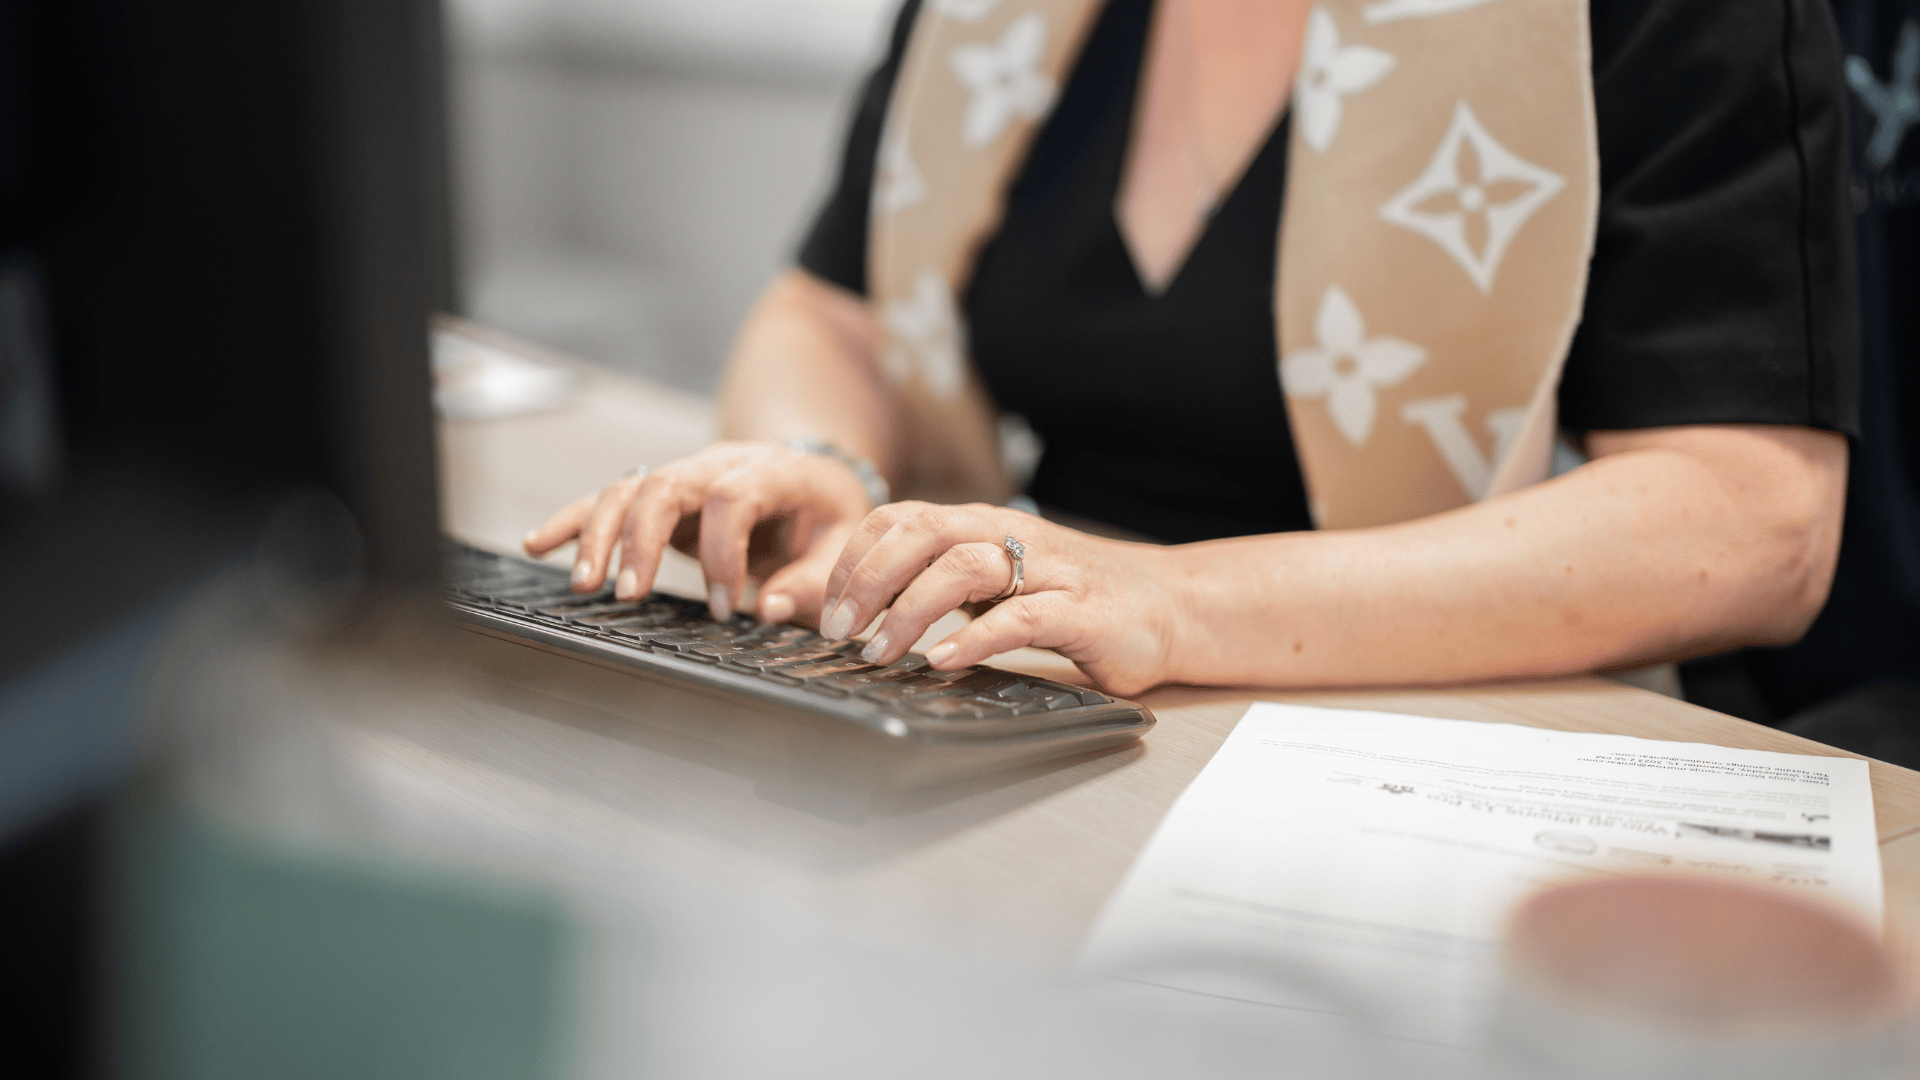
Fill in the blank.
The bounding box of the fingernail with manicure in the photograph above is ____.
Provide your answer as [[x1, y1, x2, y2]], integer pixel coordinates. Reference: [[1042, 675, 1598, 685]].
[[861, 630, 891, 664], [927, 642, 958, 666], [822, 600, 857, 641], [572, 561, 591, 586], [616, 567, 639, 600], [761, 593, 795, 624], [708, 583, 732, 621]]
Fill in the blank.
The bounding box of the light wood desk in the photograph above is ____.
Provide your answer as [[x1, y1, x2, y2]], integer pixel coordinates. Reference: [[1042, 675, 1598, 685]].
[[428, 321, 1920, 964]]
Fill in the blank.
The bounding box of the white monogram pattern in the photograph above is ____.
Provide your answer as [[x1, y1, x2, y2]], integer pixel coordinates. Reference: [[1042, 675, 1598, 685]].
[[1378, 101, 1564, 293], [931, 0, 1002, 22], [872, 0, 1595, 526], [875, 131, 928, 215], [949, 12, 1057, 149], [1847, 21, 1919, 170], [1281, 285, 1427, 446], [1296, 6, 1397, 154], [883, 269, 967, 399], [1362, 0, 1500, 25], [1400, 394, 1526, 498]]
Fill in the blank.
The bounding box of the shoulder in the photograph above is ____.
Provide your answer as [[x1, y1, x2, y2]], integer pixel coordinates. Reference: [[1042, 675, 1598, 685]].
[[1562, 0, 1858, 438], [1586, 0, 1847, 112]]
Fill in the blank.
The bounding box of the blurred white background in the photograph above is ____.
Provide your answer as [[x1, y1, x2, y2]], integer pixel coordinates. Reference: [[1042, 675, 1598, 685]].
[[445, 0, 896, 393]]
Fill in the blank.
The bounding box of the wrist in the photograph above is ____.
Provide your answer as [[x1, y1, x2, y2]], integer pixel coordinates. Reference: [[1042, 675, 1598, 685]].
[[1154, 538, 1292, 688], [1146, 543, 1212, 687], [785, 439, 890, 510]]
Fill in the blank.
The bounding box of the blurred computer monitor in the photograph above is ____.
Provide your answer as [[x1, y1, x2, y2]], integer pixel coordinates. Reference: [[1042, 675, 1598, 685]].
[[1, 2, 453, 1075]]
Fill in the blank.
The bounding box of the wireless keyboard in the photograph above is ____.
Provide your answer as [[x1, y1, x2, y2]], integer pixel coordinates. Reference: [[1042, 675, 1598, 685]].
[[442, 543, 1156, 801]]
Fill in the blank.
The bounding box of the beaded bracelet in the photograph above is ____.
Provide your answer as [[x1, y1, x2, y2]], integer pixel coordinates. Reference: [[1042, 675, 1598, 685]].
[[785, 439, 891, 509]]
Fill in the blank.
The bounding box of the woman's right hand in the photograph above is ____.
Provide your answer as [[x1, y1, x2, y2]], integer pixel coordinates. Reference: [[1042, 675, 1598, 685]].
[[522, 441, 878, 627]]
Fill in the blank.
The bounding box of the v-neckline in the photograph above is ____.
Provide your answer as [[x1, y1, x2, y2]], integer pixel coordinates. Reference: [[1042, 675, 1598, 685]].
[[1111, 107, 1290, 300], [1108, 0, 1296, 299]]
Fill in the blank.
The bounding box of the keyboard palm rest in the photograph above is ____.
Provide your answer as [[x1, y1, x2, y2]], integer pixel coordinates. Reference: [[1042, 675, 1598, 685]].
[[442, 543, 1155, 808]]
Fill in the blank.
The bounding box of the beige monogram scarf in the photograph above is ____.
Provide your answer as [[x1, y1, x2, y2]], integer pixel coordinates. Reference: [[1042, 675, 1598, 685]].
[[870, 0, 1598, 529]]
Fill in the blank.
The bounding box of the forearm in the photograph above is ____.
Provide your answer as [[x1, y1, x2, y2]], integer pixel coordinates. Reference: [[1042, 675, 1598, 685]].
[[715, 268, 901, 478], [1163, 425, 1847, 688]]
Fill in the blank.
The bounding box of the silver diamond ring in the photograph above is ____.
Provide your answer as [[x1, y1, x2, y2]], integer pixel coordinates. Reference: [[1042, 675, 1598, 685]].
[[989, 535, 1026, 602], [622, 465, 650, 480]]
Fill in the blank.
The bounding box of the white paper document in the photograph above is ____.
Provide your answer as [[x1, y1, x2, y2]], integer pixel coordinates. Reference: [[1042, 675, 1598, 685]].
[[1080, 703, 1881, 1046]]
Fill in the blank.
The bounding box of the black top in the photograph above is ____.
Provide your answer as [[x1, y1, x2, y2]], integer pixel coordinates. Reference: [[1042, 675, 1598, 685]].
[[1728, 0, 1920, 721], [800, 0, 1860, 543]]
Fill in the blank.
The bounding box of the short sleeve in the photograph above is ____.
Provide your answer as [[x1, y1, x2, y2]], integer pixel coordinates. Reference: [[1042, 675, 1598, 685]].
[[1559, 0, 1861, 438], [795, 0, 925, 296]]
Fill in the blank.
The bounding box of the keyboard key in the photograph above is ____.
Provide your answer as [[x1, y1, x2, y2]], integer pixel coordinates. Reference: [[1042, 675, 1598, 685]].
[[584, 605, 703, 630], [580, 604, 707, 627], [834, 669, 956, 703], [925, 668, 1028, 696], [771, 657, 882, 683], [587, 615, 678, 633], [908, 670, 1086, 713], [1007, 688, 1084, 713], [905, 694, 1020, 720], [529, 599, 643, 620], [645, 627, 754, 650], [688, 626, 814, 659], [724, 646, 848, 672], [596, 618, 694, 642], [484, 582, 585, 604], [641, 619, 777, 650], [818, 667, 930, 691], [1018, 677, 1112, 706], [861, 682, 958, 704]]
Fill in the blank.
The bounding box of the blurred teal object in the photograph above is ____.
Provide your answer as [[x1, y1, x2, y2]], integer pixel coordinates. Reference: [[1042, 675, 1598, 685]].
[[122, 799, 581, 1080]]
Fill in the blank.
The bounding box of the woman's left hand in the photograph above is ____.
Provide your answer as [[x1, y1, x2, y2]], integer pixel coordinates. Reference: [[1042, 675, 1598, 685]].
[[818, 502, 1185, 697]]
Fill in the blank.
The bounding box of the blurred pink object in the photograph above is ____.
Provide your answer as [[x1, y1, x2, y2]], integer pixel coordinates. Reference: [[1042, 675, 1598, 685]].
[[1490, 874, 1914, 1079]]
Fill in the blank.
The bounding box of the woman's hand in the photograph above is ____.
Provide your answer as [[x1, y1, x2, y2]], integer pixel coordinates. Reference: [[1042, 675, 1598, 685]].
[[523, 441, 876, 625], [820, 502, 1185, 697]]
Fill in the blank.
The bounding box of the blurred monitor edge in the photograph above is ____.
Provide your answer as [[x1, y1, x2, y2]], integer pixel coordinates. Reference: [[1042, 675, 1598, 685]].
[[1, 2, 453, 1076]]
